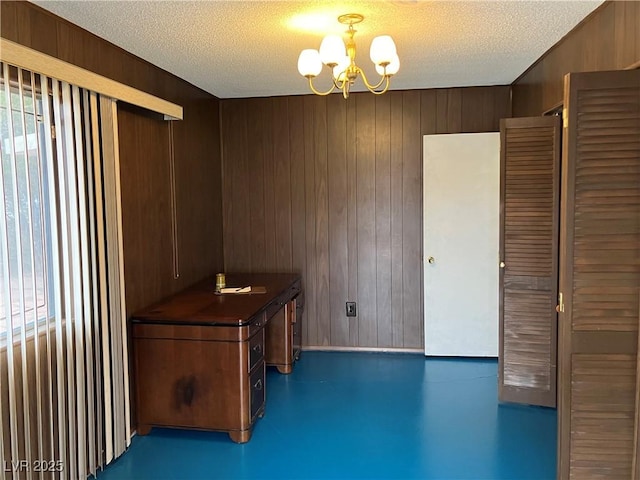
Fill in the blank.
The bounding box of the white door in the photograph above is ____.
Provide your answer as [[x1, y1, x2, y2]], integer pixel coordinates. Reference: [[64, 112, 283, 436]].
[[423, 133, 499, 356]]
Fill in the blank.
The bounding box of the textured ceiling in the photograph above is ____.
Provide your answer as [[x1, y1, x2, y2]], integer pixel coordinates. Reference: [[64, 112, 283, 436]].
[[32, 0, 603, 99]]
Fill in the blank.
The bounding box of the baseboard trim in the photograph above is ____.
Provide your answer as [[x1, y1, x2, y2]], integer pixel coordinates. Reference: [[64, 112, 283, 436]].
[[425, 354, 498, 360], [301, 346, 423, 354]]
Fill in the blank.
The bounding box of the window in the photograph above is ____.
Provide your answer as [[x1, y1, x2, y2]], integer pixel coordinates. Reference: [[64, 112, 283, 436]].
[[0, 51, 163, 476], [0, 69, 53, 341]]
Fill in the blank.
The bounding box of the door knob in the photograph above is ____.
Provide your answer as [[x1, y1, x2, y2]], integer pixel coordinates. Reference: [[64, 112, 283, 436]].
[[499, 261, 505, 268], [428, 256, 435, 264]]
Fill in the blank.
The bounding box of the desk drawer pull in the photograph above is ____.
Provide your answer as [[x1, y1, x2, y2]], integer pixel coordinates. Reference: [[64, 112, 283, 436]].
[[249, 329, 265, 371], [254, 379, 263, 391]]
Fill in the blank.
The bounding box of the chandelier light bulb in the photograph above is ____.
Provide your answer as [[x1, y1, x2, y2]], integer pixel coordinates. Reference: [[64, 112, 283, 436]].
[[370, 35, 397, 66], [297, 49, 323, 77], [319, 35, 346, 66], [375, 53, 400, 76]]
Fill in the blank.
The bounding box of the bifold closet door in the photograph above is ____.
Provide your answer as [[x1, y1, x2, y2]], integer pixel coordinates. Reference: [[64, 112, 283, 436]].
[[558, 69, 640, 479], [498, 116, 561, 408]]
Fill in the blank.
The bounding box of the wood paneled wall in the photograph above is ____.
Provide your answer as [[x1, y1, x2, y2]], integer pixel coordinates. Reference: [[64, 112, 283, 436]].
[[0, 1, 224, 314], [221, 87, 511, 349], [512, 0, 640, 117]]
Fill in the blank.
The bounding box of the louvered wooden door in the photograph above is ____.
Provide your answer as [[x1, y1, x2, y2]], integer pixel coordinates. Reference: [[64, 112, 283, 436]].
[[558, 69, 640, 479], [499, 116, 561, 408]]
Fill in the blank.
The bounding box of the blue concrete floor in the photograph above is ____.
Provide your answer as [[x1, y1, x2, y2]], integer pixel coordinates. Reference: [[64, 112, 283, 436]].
[[95, 352, 556, 480]]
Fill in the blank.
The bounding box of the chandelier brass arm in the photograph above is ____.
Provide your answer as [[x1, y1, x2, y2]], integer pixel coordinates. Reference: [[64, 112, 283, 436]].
[[305, 76, 340, 96], [357, 67, 391, 94], [306, 67, 391, 99]]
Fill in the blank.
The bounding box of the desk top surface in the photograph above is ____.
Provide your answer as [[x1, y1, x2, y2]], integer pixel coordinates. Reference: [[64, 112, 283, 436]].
[[130, 273, 301, 327]]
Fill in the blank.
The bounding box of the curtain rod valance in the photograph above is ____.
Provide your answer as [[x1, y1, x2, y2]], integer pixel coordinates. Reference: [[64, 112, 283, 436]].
[[0, 38, 183, 120]]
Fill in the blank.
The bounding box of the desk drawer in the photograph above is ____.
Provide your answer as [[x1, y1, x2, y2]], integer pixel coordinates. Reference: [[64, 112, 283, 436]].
[[250, 362, 265, 420], [249, 329, 264, 372], [265, 300, 283, 322], [264, 281, 301, 321], [249, 312, 266, 337]]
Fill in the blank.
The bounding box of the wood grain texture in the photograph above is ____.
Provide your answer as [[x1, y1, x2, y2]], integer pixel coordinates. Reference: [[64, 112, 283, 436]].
[[1, 1, 224, 317], [390, 91, 405, 348], [273, 97, 293, 273], [314, 95, 330, 347], [221, 86, 510, 348], [262, 98, 277, 271], [245, 98, 265, 272], [499, 116, 560, 408], [303, 95, 318, 346], [401, 91, 423, 349], [172, 97, 223, 294], [356, 93, 378, 347], [288, 97, 307, 345], [558, 69, 640, 480], [327, 94, 349, 346], [346, 97, 359, 347], [512, 1, 640, 116], [375, 94, 392, 347], [117, 106, 174, 315], [221, 100, 250, 273]]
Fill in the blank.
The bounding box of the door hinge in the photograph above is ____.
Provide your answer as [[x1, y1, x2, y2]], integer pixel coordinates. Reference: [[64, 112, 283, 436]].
[[558, 292, 565, 313], [50, 125, 56, 139]]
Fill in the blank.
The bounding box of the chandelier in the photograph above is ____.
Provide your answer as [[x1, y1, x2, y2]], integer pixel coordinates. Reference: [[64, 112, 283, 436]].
[[297, 13, 399, 99]]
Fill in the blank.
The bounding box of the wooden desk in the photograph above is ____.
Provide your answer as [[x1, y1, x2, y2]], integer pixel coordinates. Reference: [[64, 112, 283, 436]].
[[130, 273, 302, 443]]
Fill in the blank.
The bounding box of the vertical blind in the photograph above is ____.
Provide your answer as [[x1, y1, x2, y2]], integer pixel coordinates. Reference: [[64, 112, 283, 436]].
[[0, 63, 130, 479]]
